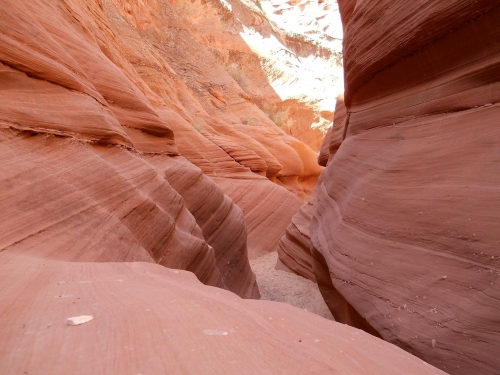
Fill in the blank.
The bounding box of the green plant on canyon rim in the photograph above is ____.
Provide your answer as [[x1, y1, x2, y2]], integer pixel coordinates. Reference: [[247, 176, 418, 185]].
[[261, 103, 290, 128], [226, 64, 248, 91], [176, 0, 191, 15]]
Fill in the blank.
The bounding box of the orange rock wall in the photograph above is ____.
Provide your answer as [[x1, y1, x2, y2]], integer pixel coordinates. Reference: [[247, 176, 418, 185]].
[[172, 0, 344, 151], [0, 0, 264, 298], [106, 0, 323, 200], [1, 0, 329, 296]]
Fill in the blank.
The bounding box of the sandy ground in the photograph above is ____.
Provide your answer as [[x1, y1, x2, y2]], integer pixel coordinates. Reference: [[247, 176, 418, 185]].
[[250, 252, 334, 320]]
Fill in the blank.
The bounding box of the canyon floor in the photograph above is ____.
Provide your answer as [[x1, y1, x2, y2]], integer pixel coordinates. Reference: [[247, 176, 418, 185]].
[[250, 251, 334, 320]]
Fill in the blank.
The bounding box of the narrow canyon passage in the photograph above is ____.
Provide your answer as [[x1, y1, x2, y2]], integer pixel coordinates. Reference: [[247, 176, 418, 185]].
[[250, 251, 334, 320], [1, 0, 499, 374]]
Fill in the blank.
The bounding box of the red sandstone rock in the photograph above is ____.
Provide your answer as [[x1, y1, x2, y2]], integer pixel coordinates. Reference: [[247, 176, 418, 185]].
[[149, 155, 260, 298], [0, 131, 221, 287], [0, 0, 331, 298], [309, 1, 500, 374], [0, 0, 261, 298], [318, 94, 346, 167], [277, 174, 326, 281], [0, 0, 467, 372], [214, 177, 303, 259], [0, 252, 447, 375]]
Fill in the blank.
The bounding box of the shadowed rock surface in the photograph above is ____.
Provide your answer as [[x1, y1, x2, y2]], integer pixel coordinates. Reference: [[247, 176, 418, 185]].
[[283, 1, 500, 374]]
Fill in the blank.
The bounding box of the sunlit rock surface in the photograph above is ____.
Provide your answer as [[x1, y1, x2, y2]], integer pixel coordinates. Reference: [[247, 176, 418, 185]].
[[173, 0, 343, 151]]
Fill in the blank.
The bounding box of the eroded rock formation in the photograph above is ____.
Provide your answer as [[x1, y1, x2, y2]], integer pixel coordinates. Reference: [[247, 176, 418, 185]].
[[281, 1, 500, 374], [276, 93, 345, 279], [0, 0, 479, 373], [0, 0, 330, 297]]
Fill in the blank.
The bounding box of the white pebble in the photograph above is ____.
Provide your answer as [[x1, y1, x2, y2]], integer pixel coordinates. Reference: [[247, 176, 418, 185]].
[[66, 315, 94, 326]]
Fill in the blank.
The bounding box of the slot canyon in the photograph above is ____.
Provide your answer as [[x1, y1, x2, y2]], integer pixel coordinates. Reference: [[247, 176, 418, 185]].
[[0, 0, 499, 374]]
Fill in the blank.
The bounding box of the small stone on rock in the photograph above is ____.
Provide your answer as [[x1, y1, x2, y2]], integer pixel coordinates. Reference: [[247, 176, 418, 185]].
[[66, 315, 94, 326]]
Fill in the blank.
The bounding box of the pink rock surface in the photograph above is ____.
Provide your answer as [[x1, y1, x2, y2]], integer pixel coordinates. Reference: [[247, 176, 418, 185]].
[[214, 177, 303, 259], [276, 174, 326, 281], [309, 1, 500, 374], [0, 130, 225, 286], [0, 252, 446, 375], [149, 155, 259, 298]]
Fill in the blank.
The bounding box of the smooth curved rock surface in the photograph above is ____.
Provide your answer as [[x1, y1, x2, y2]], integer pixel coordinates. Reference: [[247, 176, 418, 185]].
[[150, 155, 259, 298], [214, 177, 303, 259], [0, 0, 261, 298], [0, 252, 447, 375], [310, 1, 500, 374], [276, 174, 326, 281], [0, 130, 225, 287]]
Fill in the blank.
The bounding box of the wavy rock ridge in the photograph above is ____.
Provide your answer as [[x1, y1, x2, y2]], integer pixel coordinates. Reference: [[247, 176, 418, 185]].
[[0, 0, 463, 373], [279, 1, 500, 374]]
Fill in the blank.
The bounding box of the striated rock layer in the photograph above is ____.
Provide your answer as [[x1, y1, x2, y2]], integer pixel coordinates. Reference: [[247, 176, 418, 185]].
[[105, 0, 324, 198], [0, 0, 335, 296], [0, 252, 447, 375], [307, 1, 500, 374], [276, 173, 323, 281], [0, 0, 263, 298]]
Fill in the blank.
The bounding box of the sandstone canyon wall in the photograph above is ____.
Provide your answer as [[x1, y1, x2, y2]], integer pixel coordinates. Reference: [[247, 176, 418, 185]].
[[0, 1, 452, 373], [276, 92, 345, 279], [278, 1, 500, 374], [0, 0, 332, 302], [104, 0, 327, 260]]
